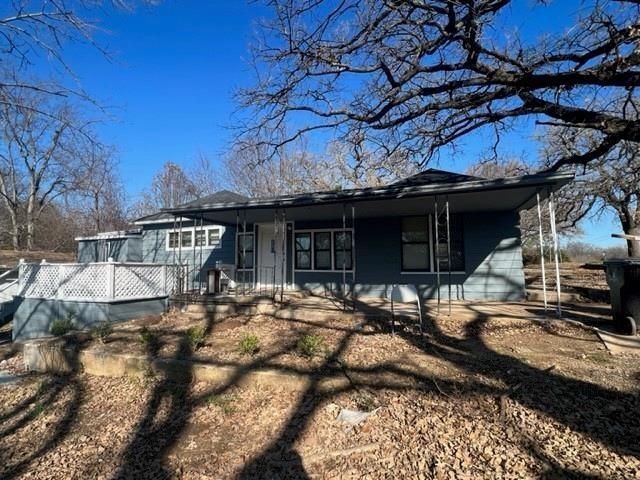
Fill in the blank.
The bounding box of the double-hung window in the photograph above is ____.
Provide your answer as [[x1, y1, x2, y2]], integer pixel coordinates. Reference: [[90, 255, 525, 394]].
[[208, 228, 221, 247], [401, 215, 465, 272], [295, 233, 312, 270], [295, 230, 353, 271], [195, 229, 206, 247], [168, 232, 180, 249], [401, 217, 430, 271], [237, 233, 254, 269], [314, 232, 332, 270], [334, 231, 353, 270]]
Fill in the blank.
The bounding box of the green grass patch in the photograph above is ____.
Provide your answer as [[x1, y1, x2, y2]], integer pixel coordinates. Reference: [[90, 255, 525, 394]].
[[185, 325, 206, 350], [296, 334, 326, 357], [92, 321, 113, 344], [239, 333, 260, 355], [138, 326, 157, 346], [50, 316, 74, 336], [206, 393, 240, 414]]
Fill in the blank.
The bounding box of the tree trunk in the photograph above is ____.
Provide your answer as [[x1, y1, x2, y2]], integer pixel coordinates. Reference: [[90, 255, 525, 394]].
[[25, 191, 35, 251], [9, 209, 20, 250], [627, 225, 640, 258]]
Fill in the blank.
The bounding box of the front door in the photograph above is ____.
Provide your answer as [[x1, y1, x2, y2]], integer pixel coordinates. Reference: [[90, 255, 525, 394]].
[[257, 223, 285, 287]]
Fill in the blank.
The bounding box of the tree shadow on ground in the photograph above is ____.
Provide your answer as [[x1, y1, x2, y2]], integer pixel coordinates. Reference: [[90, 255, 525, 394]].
[[0, 335, 89, 479], [4, 295, 638, 479]]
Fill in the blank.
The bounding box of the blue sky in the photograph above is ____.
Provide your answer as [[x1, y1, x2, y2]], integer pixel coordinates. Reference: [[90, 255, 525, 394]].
[[59, 0, 622, 248]]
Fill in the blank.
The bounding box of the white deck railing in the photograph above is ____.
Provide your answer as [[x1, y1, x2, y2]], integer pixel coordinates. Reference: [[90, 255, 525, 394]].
[[18, 261, 179, 302]]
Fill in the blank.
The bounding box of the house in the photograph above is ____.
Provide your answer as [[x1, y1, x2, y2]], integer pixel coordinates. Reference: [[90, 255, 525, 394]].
[[130, 168, 572, 302]]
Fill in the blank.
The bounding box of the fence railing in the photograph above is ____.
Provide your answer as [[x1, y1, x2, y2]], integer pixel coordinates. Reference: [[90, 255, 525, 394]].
[[18, 261, 179, 302]]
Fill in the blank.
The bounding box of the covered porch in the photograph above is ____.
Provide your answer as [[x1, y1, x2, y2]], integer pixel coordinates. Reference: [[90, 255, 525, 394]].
[[166, 171, 572, 314]]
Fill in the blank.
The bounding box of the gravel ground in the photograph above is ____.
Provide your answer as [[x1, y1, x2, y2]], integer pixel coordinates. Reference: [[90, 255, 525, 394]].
[[1, 302, 639, 479]]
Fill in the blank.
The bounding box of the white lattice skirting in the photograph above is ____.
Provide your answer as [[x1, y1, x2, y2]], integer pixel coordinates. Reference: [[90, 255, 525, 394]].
[[18, 262, 178, 302]]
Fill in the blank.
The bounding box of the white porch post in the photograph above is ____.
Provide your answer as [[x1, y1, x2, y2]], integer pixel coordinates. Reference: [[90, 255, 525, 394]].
[[536, 192, 548, 312], [351, 203, 356, 312], [445, 196, 452, 315], [106, 260, 115, 300], [548, 191, 562, 318], [342, 203, 347, 311], [434, 197, 441, 314]]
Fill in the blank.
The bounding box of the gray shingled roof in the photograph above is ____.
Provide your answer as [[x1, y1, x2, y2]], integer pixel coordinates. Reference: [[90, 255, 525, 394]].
[[389, 168, 482, 187], [134, 190, 249, 224], [177, 190, 249, 209]]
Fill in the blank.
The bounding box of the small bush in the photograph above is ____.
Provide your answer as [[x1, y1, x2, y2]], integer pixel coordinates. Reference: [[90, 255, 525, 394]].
[[239, 333, 260, 355], [185, 325, 206, 350], [206, 393, 239, 414], [138, 326, 156, 346], [296, 334, 325, 357], [93, 321, 113, 344], [50, 316, 74, 336]]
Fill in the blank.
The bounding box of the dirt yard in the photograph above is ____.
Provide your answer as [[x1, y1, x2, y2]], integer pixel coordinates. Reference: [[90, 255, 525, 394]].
[[525, 262, 610, 302], [0, 249, 74, 268], [2, 301, 640, 479]]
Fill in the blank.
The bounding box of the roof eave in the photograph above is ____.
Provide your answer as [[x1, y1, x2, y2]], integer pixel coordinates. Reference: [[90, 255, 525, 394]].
[[164, 171, 574, 216]]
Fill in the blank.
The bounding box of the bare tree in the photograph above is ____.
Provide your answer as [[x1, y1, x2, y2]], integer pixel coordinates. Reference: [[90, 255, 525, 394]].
[[224, 136, 419, 197], [543, 127, 640, 257], [70, 144, 129, 234], [0, 91, 104, 250], [466, 158, 592, 246], [238, 0, 639, 170], [0, 1, 157, 104], [133, 161, 200, 216]]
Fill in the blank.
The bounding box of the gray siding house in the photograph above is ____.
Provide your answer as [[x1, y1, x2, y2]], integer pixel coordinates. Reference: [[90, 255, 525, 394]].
[[128, 169, 571, 302]]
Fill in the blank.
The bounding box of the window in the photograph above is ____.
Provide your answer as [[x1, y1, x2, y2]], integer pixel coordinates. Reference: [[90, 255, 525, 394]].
[[195, 229, 206, 247], [295, 233, 312, 270], [334, 231, 353, 270], [400, 215, 465, 272], [314, 232, 332, 270], [295, 230, 353, 271], [401, 217, 430, 271], [208, 228, 221, 247], [168, 232, 179, 249], [237, 233, 254, 269], [181, 231, 193, 248], [434, 214, 465, 271]]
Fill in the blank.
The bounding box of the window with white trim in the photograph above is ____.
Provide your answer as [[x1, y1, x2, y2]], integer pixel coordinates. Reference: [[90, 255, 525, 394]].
[[294, 229, 353, 271], [334, 231, 353, 270], [181, 231, 193, 248], [207, 228, 221, 247], [166, 226, 224, 251], [295, 233, 312, 270], [314, 232, 331, 270], [168, 232, 180, 249], [195, 229, 206, 247], [401, 215, 465, 272]]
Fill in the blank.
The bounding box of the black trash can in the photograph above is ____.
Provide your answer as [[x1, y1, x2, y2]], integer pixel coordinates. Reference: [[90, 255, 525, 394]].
[[604, 259, 640, 335]]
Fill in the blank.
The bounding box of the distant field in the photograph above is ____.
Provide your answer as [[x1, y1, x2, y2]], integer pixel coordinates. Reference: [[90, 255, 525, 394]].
[[0, 250, 74, 267]]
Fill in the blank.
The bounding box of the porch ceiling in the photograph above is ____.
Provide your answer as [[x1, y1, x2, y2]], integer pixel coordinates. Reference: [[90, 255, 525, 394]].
[[177, 182, 565, 225]]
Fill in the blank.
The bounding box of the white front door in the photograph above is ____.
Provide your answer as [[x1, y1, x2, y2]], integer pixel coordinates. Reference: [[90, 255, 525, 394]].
[[257, 223, 285, 287]]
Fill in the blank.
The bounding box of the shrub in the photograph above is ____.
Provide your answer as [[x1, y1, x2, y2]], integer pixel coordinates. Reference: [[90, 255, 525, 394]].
[[296, 334, 325, 357], [93, 321, 113, 344], [50, 316, 74, 336], [239, 333, 260, 355], [206, 393, 239, 414], [138, 326, 156, 346], [185, 325, 206, 350]]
